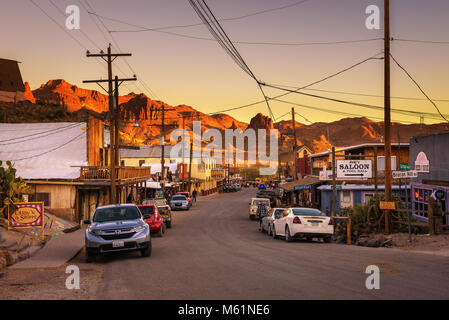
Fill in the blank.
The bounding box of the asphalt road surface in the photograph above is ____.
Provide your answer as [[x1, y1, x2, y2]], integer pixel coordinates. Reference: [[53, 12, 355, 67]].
[[86, 188, 449, 300]]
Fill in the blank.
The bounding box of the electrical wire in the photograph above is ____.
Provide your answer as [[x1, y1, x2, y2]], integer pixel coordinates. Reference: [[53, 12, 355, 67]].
[[393, 38, 449, 45], [389, 53, 449, 123], [0, 123, 83, 144]]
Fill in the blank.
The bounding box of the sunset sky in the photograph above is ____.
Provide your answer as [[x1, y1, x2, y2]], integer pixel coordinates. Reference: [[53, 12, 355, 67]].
[[1, 0, 449, 124]]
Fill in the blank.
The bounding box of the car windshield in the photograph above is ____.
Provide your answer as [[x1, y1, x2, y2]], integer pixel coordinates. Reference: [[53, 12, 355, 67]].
[[178, 193, 189, 197], [253, 200, 269, 206], [93, 206, 141, 223], [172, 196, 186, 201], [158, 207, 169, 214], [292, 208, 326, 216], [139, 206, 154, 216]]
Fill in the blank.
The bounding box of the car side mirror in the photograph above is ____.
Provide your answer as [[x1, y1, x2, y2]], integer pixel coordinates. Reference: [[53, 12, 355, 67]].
[[83, 219, 91, 225], [143, 214, 151, 219]]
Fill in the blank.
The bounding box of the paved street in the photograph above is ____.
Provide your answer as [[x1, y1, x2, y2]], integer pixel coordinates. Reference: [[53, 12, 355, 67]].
[[91, 189, 449, 300], [2, 188, 449, 300]]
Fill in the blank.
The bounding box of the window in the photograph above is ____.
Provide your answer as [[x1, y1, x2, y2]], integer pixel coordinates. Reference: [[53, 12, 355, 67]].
[[29, 192, 51, 207], [120, 160, 125, 166], [377, 156, 397, 171], [139, 160, 145, 167], [342, 191, 351, 203], [364, 193, 374, 204]]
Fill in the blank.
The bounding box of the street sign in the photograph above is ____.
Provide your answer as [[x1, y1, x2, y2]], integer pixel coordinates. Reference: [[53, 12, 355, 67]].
[[400, 163, 409, 171], [380, 201, 396, 210], [392, 170, 418, 179], [336, 160, 372, 179]]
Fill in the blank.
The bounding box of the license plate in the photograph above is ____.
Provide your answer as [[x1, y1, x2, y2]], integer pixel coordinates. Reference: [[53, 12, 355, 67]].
[[311, 223, 319, 227], [112, 241, 124, 248]]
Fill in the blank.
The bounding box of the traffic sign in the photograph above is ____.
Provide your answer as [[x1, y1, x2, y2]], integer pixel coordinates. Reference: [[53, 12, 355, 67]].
[[392, 170, 418, 179], [336, 160, 372, 179]]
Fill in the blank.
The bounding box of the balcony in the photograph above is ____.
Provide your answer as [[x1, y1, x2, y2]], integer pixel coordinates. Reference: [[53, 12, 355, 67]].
[[79, 166, 152, 182]]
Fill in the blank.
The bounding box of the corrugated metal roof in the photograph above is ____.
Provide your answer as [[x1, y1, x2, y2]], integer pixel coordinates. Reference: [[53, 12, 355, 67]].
[[280, 176, 321, 191], [0, 122, 87, 179]]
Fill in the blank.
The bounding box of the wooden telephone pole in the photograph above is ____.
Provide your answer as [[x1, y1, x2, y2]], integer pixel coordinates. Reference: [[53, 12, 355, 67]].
[[291, 108, 298, 180], [83, 44, 136, 204], [384, 0, 392, 234]]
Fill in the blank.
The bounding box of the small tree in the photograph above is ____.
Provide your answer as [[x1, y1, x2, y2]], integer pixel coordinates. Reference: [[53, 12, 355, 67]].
[[0, 161, 31, 218]]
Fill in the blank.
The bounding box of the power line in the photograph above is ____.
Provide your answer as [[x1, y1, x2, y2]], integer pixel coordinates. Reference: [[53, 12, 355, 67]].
[[189, 0, 275, 121], [98, 11, 383, 47], [393, 38, 449, 45], [390, 53, 449, 123]]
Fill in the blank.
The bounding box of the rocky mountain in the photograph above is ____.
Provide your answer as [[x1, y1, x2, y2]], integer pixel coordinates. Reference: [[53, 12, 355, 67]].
[[8, 79, 447, 153]]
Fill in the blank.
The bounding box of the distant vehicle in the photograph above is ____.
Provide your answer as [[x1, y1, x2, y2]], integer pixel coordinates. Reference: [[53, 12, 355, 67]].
[[137, 204, 166, 237], [234, 183, 241, 191], [84, 204, 151, 262], [224, 184, 236, 192], [177, 192, 192, 206], [248, 198, 271, 220], [260, 208, 285, 235], [271, 208, 333, 243], [258, 183, 267, 190], [157, 205, 172, 228], [285, 176, 293, 182], [170, 195, 190, 211]]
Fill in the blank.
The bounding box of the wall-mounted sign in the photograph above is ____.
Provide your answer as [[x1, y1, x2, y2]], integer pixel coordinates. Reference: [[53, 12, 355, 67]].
[[400, 163, 410, 171], [294, 184, 312, 191], [319, 170, 332, 181], [392, 170, 418, 179], [8, 202, 45, 240], [415, 152, 430, 173], [336, 160, 372, 179], [434, 189, 445, 201]]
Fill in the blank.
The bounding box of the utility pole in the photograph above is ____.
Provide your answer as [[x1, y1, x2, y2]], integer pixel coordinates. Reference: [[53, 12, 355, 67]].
[[161, 104, 165, 181], [332, 146, 337, 215], [181, 115, 185, 189], [83, 44, 136, 204], [188, 141, 193, 193], [384, 0, 392, 234], [291, 108, 298, 180]]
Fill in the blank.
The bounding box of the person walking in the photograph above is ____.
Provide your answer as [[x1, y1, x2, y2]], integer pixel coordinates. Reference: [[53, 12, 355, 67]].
[[192, 189, 198, 202]]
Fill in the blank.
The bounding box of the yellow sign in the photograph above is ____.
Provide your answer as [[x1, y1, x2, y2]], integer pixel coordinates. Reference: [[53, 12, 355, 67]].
[[8, 202, 45, 240], [379, 201, 396, 210]]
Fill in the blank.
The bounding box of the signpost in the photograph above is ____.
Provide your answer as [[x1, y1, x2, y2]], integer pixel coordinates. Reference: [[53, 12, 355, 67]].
[[336, 160, 372, 179], [8, 202, 45, 240], [380, 201, 396, 210]]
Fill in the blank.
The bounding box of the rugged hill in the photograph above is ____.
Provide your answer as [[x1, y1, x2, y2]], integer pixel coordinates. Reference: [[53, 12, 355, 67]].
[[5, 78, 445, 153]]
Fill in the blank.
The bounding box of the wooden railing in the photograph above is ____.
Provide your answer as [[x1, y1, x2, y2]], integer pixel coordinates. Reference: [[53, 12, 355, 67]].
[[79, 166, 152, 181]]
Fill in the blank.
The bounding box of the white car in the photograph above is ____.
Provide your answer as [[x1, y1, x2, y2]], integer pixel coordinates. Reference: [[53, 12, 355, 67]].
[[272, 208, 333, 243]]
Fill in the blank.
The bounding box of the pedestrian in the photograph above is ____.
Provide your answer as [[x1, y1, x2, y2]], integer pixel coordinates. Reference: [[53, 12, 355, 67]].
[[256, 201, 267, 223], [192, 189, 198, 202]]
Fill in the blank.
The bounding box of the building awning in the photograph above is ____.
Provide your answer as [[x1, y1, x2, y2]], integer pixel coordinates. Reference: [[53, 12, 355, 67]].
[[280, 176, 321, 191]]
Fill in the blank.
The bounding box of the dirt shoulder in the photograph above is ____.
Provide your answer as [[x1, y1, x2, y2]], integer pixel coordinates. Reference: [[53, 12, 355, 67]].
[[389, 233, 449, 256]]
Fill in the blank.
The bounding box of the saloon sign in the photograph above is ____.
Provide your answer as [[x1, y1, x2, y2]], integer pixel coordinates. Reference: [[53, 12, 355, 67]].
[[8, 202, 45, 240], [336, 160, 372, 179]]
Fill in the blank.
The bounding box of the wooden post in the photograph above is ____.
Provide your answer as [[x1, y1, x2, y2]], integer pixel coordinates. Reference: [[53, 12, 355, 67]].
[[347, 218, 351, 245], [332, 147, 337, 215], [374, 146, 378, 196]]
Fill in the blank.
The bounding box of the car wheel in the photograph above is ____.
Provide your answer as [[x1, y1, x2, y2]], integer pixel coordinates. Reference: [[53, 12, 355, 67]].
[[141, 242, 152, 257], [157, 226, 163, 237], [285, 227, 293, 242], [306, 236, 313, 242], [268, 225, 272, 236], [259, 222, 263, 232], [323, 236, 332, 243], [272, 227, 278, 239], [166, 221, 172, 228], [86, 250, 96, 263]]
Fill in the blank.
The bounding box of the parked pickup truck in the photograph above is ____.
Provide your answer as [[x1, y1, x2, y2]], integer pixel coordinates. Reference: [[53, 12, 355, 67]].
[[248, 198, 271, 220]]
